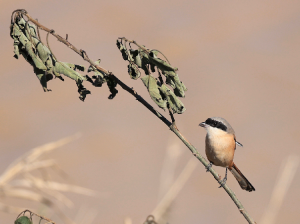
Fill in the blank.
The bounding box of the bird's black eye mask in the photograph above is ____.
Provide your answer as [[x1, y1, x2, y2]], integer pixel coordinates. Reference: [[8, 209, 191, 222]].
[[205, 118, 227, 131]]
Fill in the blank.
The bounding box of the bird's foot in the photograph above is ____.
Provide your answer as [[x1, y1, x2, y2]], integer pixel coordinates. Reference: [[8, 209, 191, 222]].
[[206, 162, 212, 172], [43, 87, 52, 92], [218, 176, 227, 188]]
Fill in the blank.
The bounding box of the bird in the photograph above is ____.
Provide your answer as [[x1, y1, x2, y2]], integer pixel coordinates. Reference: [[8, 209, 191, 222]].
[[199, 117, 255, 192]]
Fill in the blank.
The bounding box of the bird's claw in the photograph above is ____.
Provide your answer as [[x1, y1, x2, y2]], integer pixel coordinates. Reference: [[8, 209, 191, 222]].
[[218, 177, 227, 188], [206, 162, 212, 172]]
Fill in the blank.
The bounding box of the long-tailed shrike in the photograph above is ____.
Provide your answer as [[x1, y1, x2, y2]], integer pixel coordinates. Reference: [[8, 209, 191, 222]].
[[199, 117, 255, 192]]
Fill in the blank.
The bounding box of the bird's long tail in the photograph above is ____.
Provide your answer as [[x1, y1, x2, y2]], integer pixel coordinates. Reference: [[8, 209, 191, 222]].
[[229, 163, 255, 192]]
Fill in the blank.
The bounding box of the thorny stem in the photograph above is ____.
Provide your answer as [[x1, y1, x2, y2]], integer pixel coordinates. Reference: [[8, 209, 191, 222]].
[[15, 10, 256, 224]]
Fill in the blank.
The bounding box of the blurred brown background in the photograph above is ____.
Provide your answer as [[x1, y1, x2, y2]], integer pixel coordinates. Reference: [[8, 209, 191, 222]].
[[1, 0, 300, 223]]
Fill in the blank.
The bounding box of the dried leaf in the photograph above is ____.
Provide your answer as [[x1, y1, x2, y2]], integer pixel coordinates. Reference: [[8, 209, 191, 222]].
[[163, 71, 187, 98], [159, 84, 186, 114], [141, 75, 167, 110], [116, 40, 128, 61], [128, 63, 141, 80], [106, 76, 118, 99], [87, 59, 103, 77], [53, 62, 86, 83], [148, 56, 177, 72], [87, 60, 118, 99], [11, 24, 47, 71], [10, 20, 91, 100]]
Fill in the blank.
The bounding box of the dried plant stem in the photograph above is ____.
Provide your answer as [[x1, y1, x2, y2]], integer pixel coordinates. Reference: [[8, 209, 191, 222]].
[[171, 127, 255, 223], [0, 203, 28, 214], [16, 9, 256, 223], [119, 37, 151, 54], [0, 133, 80, 185], [260, 155, 299, 224], [158, 141, 183, 200], [152, 158, 198, 222], [22, 11, 109, 75]]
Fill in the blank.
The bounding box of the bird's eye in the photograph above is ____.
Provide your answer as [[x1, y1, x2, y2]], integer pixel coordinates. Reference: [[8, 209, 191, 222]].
[[205, 118, 212, 125]]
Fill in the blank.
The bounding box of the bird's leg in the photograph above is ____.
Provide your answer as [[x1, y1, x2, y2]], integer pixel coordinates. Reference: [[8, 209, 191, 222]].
[[206, 162, 212, 172], [218, 167, 228, 188]]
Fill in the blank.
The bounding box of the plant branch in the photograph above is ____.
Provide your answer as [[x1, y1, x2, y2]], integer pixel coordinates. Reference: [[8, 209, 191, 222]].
[[14, 9, 256, 224], [22, 10, 109, 76], [119, 37, 151, 54], [17, 210, 56, 224]]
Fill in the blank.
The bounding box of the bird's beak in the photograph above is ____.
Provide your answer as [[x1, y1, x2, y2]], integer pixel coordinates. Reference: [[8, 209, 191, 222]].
[[199, 122, 206, 128]]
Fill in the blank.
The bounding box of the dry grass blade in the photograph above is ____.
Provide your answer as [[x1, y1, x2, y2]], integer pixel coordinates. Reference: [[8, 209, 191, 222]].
[[10, 177, 100, 198], [37, 188, 74, 208], [0, 132, 101, 224], [26, 175, 100, 196], [0, 133, 81, 185], [0, 202, 28, 214], [23, 159, 57, 172], [260, 155, 299, 224], [152, 158, 198, 222], [74, 205, 99, 224], [158, 141, 182, 201], [124, 217, 133, 224], [80, 208, 98, 224], [8, 178, 73, 208], [0, 188, 52, 206]]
